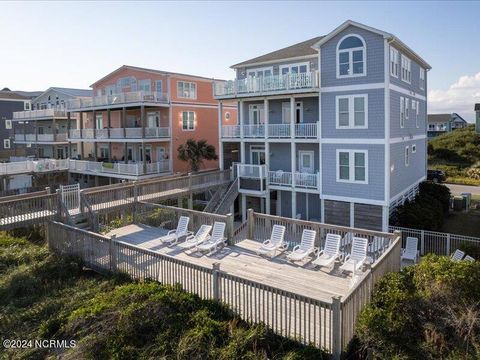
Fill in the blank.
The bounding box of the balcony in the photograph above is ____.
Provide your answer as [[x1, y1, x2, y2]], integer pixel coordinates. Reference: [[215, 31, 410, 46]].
[[12, 108, 68, 121], [14, 133, 68, 143], [0, 159, 69, 175], [268, 171, 319, 190], [66, 91, 169, 111], [236, 163, 267, 194], [214, 71, 319, 99], [68, 159, 171, 178], [221, 123, 318, 139], [68, 127, 171, 141]]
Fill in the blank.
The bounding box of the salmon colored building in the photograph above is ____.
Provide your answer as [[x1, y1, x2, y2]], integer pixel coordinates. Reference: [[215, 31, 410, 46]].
[[65, 65, 237, 186]]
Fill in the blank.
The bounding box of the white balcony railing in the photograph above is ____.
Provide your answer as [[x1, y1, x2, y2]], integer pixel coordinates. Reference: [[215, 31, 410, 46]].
[[237, 164, 267, 179], [68, 127, 170, 140], [14, 133, 67, 142], [268, 170, 319, 190], [221, 123, 318, 139], [125, 128, 143, 138], [0, 159, 69, 175], [68, 160, 170, 176], [214, 71, 319, 97], [12, 108, 67, 120], [243, 125, 265, 138], [66, 91, 169, 110]]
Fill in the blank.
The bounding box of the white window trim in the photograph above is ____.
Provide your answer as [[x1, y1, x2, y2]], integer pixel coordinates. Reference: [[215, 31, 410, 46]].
[[246, 67, 274, 77], [336, 34, 367, 79], [279, 62, 310, 75], [390, 47, 399, 78], [4, 139, 10, 149], [413, 100, 420, 128], [336, 94, 368, 129], [5, 119, 12, 130], [138, 79, 151, 92], [181, 111, 195, 131], [298, 150, 315, 173], [336, 149, 368, 184], [405, 98, 409, 120], [249, 104, 265, 125], [419, 68, 425, 90], [405, 146, 410, 166], [281, 101, 303, 124], [412, 144, 416, 153], [177, 81, 197, 100], [401, 55, 411, 84], [249, 145, 266, 165]]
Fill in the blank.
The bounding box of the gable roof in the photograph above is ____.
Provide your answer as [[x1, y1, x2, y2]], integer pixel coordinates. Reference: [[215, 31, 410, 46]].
[[90, 65, 218, 88], [13, 90, 44, 99], [32, 87, 92, 103], [428, 114, 452, 123], [0, 90, 29, 100], [312, 20, 431, 70], [231, 36, 324, 69], [452, 113, 468, 123]]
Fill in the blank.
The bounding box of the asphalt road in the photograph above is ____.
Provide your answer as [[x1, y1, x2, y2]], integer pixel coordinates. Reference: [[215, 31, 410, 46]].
[[446, 183, 480, 196]]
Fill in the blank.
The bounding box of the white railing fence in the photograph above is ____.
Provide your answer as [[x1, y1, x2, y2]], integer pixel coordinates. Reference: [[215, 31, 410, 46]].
[[66, 91, 169, 110], [221, 125, 240, 138], [389, 226, 480, 256], [243, 124, 265, 138], [268, 124, 291, 138]]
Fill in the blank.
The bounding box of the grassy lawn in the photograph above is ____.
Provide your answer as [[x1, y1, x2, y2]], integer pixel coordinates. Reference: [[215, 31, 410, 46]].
[[441, 195, 480, 237]]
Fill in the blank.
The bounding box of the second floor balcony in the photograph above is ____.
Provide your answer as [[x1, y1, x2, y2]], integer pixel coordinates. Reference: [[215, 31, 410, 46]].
[[214, 71, 319, 99], [69, 159, 170, 177], [13, 108, 68, 121], [221, 123, 319, 139], [14, 133, 68, 143], [66, 91, 169, 111], [68, 127, 171, 141]]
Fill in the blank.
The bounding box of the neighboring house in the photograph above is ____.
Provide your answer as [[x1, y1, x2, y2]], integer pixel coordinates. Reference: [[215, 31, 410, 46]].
[[215, 20, 430, 231], [12, 87, 92, 159], [66, 65, 236, 187], [0, 89, 31, 161], [475, 104, 480, 133], [427, 113, 468, 138]]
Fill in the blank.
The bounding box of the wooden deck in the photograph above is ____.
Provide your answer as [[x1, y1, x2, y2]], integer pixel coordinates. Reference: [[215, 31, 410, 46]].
[[107, 224, 352, 303]]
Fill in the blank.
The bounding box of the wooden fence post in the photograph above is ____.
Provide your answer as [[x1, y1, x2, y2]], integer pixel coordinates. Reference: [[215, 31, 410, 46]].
[[110, 234, 117, 273], [212, 262, 221, 301], [226, 213, 234, 245], [331, 295, 342, 360], [247, 208, 255, 240]]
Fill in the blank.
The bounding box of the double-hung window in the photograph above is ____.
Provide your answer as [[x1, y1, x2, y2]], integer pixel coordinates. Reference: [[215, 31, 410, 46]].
[[336, 95, 368, 129], [390, 47, 399, 77], [401, 55, 411, 83], [419, 68, 425, 90], [3, 139, 10, 149], [336, 150, 368, 184], [337, 35, 366, 78], [182, 111, 195, 130], [5, 120, 12, 130], [138, 79, 151, 92], [177, 81, 197, 99], [412, 100, 420, 128]]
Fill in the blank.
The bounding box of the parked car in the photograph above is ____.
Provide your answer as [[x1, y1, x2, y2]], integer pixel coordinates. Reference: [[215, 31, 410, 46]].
[[427, 169, 446, 183]]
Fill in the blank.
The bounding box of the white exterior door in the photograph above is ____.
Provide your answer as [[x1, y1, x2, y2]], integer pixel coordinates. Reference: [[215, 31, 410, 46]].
[[298, 151, 314, 173], [157, 146, 165, 161]]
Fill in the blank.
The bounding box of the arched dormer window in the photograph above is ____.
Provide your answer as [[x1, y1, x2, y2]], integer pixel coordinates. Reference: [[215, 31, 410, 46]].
[[337, 34, 366, 78]]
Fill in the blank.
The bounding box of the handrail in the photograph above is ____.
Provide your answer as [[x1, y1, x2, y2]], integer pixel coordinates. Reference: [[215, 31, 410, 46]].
[[57, 196, 74, 226], [81, 195, 99, 232], [215, 178, 239, 214]]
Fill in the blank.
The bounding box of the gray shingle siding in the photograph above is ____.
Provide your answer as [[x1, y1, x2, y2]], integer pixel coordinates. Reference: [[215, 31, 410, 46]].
[[321, 88, 385, 139], [320, 25, 385, 87], [322, 143, 385, 201]]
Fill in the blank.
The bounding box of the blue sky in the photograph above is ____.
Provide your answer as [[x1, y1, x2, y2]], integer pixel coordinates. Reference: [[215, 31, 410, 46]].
[[1, 1, 479, 120]]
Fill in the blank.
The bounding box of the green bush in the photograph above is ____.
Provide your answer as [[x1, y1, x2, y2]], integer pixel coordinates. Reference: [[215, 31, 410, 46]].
[[419, 181, 451, 214], [354, 255, 480, 359]]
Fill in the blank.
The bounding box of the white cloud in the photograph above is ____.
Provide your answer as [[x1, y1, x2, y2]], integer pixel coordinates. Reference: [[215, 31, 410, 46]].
[[428, 72, 480, 122]]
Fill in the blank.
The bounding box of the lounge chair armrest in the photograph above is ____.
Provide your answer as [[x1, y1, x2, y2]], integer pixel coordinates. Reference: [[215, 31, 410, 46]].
[[317, 249, 325, 258], [167, 229, 176, 235], [262, 239, 272, 246], [344, 254, 351, 262], [292, 245, 300, 252], [185, 231, 194, 236], [281, 242, 289, 251], [185, 234, 195, 241], [313, 247, 320, 256]]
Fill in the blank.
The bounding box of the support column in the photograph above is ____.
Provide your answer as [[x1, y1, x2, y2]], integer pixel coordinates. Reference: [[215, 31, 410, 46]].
[[239, 100, 244, 139], [218, 101, 224, 170], [107, 109, 112, 161], [121, 107, 127, 164], [12, 120, 16, 156], [321, 199, 325, 223], [141, 105, 147, 174], [382, 205, 390, 232], [168, 107, 173, 172], [79, 112, 84, 159], [93, 110, 98, 161], [290, 96, 295, 139], [291, 191, 297, 219], [34, 119, 39, 158], [264, 98, 270, 215], [241, 194, 247, 222], [350, 202, 355, 228]]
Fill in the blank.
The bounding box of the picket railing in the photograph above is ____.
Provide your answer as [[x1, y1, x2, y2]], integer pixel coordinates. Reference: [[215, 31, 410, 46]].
[[389, 225, 480, 256]]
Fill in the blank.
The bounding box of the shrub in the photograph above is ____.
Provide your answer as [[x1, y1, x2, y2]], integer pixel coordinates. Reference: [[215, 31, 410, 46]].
[[419, 181, 451, 214], [354, 255, 480, 359]]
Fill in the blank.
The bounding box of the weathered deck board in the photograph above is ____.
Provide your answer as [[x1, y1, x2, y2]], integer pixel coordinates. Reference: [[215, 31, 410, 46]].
[[107, 224, 352, 303]]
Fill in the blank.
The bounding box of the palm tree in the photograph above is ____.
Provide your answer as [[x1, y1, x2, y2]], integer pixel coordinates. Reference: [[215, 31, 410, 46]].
[[177, 139, 218, 172]]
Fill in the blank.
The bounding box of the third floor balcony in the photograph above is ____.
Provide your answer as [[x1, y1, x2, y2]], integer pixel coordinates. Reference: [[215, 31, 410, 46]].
[[221, 123, 319, 139], [214, 71, 319, 99], [68, 127, 171, 141], [13, 108, 68, 121], [66, 91, 169, 112]]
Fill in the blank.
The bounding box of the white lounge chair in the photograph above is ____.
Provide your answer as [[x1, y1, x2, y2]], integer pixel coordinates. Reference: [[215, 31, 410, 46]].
[[287, 229, 317, 262], [401, 237, 419, 264], [464, 255, 475, 262], [177, 224, 212, 250], [196, 221, 227, 256], [312, 233, 341, 271], [451, 249, 465, 261], [340, 237, 368, 275], [159, 216, 191, 246], [256, 224, 287, 258]]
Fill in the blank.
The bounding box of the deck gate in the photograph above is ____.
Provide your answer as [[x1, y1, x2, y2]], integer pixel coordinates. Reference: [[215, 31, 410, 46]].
[[60, 183, 80, 214]]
